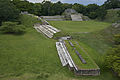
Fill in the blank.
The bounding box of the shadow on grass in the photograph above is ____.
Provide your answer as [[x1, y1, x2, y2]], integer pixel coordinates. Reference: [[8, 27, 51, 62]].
[[0, 32, 26, 36]]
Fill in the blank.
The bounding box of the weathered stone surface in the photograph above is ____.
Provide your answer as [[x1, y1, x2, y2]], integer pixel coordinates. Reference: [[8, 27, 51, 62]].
[[34, 23, 60, 38], [41, 16, 65, 21], [64, 9, 77, 15], [71, 14, 83, 21]]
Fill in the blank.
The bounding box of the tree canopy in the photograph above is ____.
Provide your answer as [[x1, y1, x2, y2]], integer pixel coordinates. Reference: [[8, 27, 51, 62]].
[[1, 0, 120, 23], [103, 0, 120, 9], [0, 0, 20, 25]]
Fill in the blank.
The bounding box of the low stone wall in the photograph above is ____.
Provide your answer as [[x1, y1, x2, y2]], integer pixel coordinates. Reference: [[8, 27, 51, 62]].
[[43, 19, 65, 21], [41, 16, 65, 21], [71, 14, 83, 21], [67, 63, 100, 76], [41, 16, 65, 19], [74, 69, 100, 76]]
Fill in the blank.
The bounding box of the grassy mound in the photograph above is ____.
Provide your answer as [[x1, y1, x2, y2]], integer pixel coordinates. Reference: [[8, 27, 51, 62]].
[[65, 40, 99, 69]]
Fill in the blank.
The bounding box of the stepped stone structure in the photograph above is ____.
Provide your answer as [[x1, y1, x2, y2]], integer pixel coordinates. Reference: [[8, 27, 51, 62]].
[[64, 9, 77, 15], [34, 23, 60, 38], [71, 14, 83, 21], [56, 40, 100, 76], [41, 9, 90, 21]]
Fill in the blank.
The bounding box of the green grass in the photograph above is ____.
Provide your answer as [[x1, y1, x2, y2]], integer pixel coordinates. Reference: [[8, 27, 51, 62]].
[[0, 28, 74, 80], [49, 20, 120, 80], [0, 26, 119, 80], [0, 15, 120, 80], [49, 21, 111, 33], [65, 40, 99, 69]]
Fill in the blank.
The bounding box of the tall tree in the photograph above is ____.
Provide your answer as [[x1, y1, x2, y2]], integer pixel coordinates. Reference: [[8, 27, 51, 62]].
[[62, 3, 72, 10], [72, 3, 86, 15], [52, 1, 64, 15], [0, 0, 20, 25], [31, 3, 42, 16], [12, 0, 32, 12], [41, 1, 53, 16], [86, 4, 99, 14], [103, 0, 120, 9]]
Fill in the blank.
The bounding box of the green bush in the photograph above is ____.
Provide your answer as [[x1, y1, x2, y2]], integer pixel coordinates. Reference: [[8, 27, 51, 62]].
[[106, 46, 120, 77], [114, 34, 120, 45], [117, 11, 120, 17], [0, 21, 26, 34]]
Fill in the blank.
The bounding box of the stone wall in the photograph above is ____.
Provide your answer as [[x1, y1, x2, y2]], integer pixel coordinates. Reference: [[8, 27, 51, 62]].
[[71, 14, 83, 21], [41, 16, 65, 21], [75, 69, 100, 76]]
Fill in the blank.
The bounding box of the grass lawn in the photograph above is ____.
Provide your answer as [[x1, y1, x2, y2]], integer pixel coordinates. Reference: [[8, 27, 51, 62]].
[[65, 40, 99, 69], [49, 21, 111, 33], [0, 15, 119, 80]]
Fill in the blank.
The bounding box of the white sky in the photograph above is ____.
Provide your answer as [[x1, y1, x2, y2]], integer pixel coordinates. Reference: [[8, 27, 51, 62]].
[[27, 0, 107, 5]]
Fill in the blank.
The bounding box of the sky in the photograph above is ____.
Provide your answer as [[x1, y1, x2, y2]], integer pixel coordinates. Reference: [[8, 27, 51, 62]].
[[27, 0, 107, 5]]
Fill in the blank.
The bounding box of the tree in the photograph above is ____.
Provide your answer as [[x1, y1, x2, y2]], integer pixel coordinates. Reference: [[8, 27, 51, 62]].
[[62, 3, 72, 10], [103, 0, 120, 9], [12, 0, 32, 12], [32, 3, 42, 16], [52, 1, 64, 15], [86, 4, 99, 14], [41, 1, 53, 16], [72, 3, 86, 15], [88, 12, 97, 19], [0, 0, 20, 25], [96, 7, 107, 20]]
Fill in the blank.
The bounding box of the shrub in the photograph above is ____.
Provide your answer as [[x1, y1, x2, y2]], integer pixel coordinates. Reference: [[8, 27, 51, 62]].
[[114, 34, 120, 45], [106, 46, 120, 77], [0, 21, 26, 34], [117, 11, 120, 17]]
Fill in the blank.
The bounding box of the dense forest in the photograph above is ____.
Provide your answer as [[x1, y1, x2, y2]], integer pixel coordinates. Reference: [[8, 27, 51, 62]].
[[1, 0, 120, 25]]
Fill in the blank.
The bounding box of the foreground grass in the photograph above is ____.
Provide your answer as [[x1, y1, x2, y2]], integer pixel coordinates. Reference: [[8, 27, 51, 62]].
[[0, 16, 119, 80], [0, 28, 119, 80], [0, 28, 72, 80]]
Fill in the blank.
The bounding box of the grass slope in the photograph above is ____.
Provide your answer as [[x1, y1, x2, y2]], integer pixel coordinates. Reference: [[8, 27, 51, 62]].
[[0, 15, 119, 80]]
